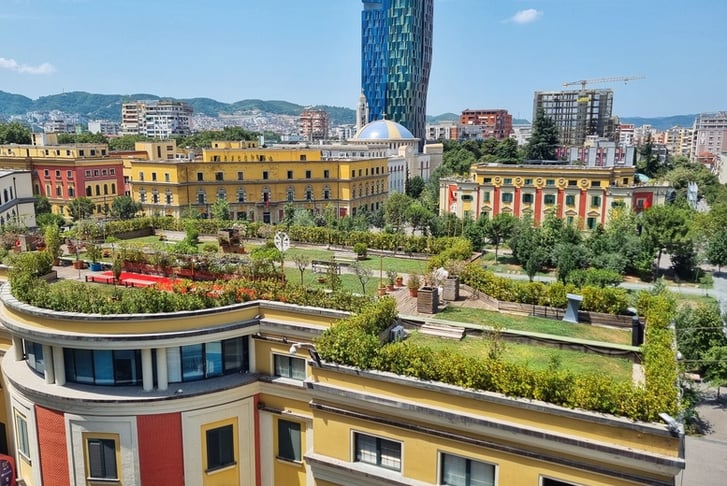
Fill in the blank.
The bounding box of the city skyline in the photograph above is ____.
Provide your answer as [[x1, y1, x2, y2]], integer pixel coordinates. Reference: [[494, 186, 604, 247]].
[[0, 0, 725, 119]]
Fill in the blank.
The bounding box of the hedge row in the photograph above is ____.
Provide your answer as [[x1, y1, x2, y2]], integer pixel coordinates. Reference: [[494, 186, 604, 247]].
[[316, 295, 679, 422], [460, 264, 629, 315]]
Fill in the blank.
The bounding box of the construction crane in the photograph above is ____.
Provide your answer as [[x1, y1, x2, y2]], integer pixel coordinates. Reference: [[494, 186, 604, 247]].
[[562, 75, 645, 91]]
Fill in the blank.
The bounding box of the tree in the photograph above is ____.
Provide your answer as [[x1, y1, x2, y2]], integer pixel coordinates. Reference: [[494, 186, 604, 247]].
[[111, 195, 142, 220], [57, 133, 108, 144], [640, 204, 692, 279], [404, 201, 434, 235], [292, 254, 310, 285], [483, 213, 516, 262], [675, 302, 727, 377], [36, 213, 65, 229], [637, 134, 662, 178], [495, 137, 520, 163], [553, 243, 591, 283], [67, 197, 96, 221], [384, 193, 413, 232], [352, 262, 373, 295], [705, 229, 727, 272], [525, 111, 559, 160], [107, 134, 152, 151], [405, 176, 425, 199], [34, 195, 51, 215], [211, 199, 231, 221], [0, 121, 31, 144]]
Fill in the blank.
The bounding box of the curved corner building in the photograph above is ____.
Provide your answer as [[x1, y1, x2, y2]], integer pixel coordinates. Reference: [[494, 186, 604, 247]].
[[361, 0, 433, 142]]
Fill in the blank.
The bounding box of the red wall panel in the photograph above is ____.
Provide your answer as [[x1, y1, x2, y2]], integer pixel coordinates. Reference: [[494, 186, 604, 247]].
[[35, 406, 70, 486], [137, 413, 184, 486]]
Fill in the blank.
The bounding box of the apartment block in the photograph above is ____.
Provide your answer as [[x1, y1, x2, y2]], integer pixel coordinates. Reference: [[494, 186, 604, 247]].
[[533, 89, 615, 146], [121, 100, 193, 138], [299, 109, 330, 142], [460, 109, 513, 139], [691, 111, 727, 161]]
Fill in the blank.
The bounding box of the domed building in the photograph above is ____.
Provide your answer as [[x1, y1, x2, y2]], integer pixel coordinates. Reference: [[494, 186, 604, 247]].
[[351, 119, 442, 194]]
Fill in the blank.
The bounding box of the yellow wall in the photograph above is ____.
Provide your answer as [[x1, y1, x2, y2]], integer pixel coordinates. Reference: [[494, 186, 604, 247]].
[[201, 418, 239, 486]]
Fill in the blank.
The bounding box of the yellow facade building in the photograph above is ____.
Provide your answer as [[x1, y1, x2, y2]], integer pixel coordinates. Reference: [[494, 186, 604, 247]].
[[127, 144, 389, 222], [0, 284, 685, 486]]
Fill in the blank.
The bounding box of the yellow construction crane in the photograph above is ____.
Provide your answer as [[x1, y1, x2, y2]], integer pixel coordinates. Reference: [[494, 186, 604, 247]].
[[562, 75, 645, 90]]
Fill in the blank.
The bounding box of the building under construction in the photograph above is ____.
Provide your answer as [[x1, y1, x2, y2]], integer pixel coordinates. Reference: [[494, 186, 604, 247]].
[[532, 89, 615, 146]]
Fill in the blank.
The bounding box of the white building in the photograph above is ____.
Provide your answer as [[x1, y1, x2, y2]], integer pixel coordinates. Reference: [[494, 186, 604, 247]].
[[691, 112, 727, 161], [88, 120, 120, 137], [0, 170, 36, 228], [121, 100, 193, 138]]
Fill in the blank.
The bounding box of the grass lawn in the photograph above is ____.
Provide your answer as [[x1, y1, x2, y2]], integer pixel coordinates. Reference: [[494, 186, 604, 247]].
[[435, 306, 632, 345], [283, 267, 383, 296], [407, 332, 633, 381]]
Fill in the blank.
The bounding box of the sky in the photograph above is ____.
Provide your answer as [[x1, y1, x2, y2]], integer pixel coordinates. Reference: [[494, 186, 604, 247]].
[[0, 0, 726, 120]]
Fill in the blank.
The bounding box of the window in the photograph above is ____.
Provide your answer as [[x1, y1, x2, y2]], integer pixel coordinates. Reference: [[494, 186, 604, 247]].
[[591, 196, 601, 207], [206, 425, 235, 471], [55, 170, 61, 178], [568, 180, 577, 186], [197, 172, 204, 182], [151, 172, 157, 181], [586, 217, 596, 230], [67, 170, 73, 179], [544, 194, 556, 205], [592, 181, 601, 187], [524, 178, 533, 185], [274, 354, 305, 380], [287, 170, 293, 179], [565, 195, 575, 206], [354, 433, 401, 471], [87, 437, 118, 480], [483, 178, 492, 183], [522, 193, 533, 204], [440, 452, 496, 486], [306, 170, 312, 179], [237, 171, 244, 181], [109, 168, 115, 175], [263, 171, 269, 180], [64, 349, 142, 386], [546, 179, 555, 186], [483, 192, 490, 203], [215, 172, 224, 182], [25, 340, 44, 374], [503, 178, 512, 184], [278, 420, 301, 462], [15, 412, 30, 460], [324, 170, 330, 179], [166, 337, 248, 384], [165, 173, 170, 182], [138, 172, 144, 182], [541, 478, 578, 486], [501, 193, 513, 203]]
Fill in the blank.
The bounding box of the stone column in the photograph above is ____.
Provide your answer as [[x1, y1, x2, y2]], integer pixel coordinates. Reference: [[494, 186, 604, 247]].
[[12, 337, 23, 361], [52, 346, 66, 386], [141, 348, 153, 392], [156, 347, 168, 391], [42, 344, 54, 385]]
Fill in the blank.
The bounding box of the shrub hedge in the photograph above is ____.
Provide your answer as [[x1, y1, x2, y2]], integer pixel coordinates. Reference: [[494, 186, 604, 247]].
[[316, 293, 679, 422]]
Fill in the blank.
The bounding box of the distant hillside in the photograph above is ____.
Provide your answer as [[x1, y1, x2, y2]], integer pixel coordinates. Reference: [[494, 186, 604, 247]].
[[513, 118, 530, 125], [427, 113, 459, 122], [619, 115, 696, 130], [0, 91, 357, 126]]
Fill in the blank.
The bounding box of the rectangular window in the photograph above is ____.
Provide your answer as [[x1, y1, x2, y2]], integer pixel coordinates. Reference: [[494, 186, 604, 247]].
[[565, 195, 576, 206], [483, 192, 490, 203], [592, 181, 601, 187], [546, 179, 555, 186], [15, 412, 30, 460], [501, 193, 513, 203], [541, 478, 578, 486], [138, 172, 144, 182], [441, 452, 496, 486], [197, 172, 204, 182], [306, 170, 312, 179], [587, 217, 596, 230], [55, 170, 61, 178], [503, 178, 512, 184], [591, 196, 601, 207], [483, 178, 492, 183], [544, 194, 556, 205], [109, 168, 115, 175], [263, 171, 269, 180], [181, 344, 204, 381], [274, 354, 305, 380], [67, 170, 73, 179], [206, 425, 235, 471], [278, 419, 302, 462], [522, 193, 533, 204], [622, 177, 629, 185], [215, 172, 224, 181], [87, 437, 118, 480], [165, 173, 170, 182], [354, 433, 401, 471], [324, 170, 330, 179], [524, 178, 533, 185], [237, 171, 244, 181], [151, 172, 157, 181], [568, 180, 577, 186], [287, 170, 293, 179]]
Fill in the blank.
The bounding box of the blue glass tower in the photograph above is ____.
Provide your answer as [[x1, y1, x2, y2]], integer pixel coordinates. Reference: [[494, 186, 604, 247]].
[[361, 0, 433, 142]]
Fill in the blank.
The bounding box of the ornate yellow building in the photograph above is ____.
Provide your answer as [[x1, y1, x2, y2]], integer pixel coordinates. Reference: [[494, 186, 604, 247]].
[[0, 284, 684, 486], [127, 142, 388, 222]]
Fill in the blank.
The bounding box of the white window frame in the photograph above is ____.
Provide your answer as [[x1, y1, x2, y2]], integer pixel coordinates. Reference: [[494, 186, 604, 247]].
[[439, 451, 496, 486], [273, 354, 306, 380], [353, 432, 402, 472]]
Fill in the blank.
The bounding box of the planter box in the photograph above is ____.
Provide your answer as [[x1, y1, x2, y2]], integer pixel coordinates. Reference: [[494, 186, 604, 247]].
[[417, 286, 438, 314], [442, 276, 460, 301], [89, 262, 103, 272]]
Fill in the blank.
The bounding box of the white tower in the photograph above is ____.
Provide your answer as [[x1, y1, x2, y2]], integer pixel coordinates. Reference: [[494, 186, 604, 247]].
[[355, 91, 369, 133]]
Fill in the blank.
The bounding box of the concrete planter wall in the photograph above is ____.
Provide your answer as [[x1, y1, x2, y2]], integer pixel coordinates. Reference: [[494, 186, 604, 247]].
[[442, 276, 460, 301]]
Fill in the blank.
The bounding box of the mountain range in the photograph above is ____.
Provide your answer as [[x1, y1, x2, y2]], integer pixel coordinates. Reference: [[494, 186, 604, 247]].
[[0, 90, 697, 131]]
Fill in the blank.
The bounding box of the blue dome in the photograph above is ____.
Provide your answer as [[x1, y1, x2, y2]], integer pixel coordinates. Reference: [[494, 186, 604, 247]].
[[353, 119, 415, 140]]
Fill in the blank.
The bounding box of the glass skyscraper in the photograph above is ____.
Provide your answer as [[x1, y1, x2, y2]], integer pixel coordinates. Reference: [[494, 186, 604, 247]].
[[361, 0, 433, 142]]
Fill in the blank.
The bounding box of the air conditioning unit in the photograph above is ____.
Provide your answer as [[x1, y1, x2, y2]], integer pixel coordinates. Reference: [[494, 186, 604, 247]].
[[390, 325, 406, 342]]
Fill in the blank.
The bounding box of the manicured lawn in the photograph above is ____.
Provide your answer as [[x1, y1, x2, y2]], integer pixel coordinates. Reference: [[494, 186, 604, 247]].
[[435, 306, 631, 345], [407, 332, 633, 381]]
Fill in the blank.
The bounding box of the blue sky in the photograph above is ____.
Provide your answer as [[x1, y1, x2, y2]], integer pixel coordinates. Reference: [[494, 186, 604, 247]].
[[1, 0, 725, 119]]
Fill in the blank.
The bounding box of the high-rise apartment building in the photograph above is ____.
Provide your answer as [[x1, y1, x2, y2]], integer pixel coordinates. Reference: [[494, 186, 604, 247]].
[[298, 109, 330, 142], [533, 89, 615, 146], [361, 0, 433, 142], [121, 100, 193, 138], [691, 111, 727, 161], [460, 109, 513, 139]]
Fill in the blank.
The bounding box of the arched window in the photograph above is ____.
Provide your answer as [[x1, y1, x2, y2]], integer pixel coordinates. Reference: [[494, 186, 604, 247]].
[[3, 189, 8, 203], [152, 191, 159, 203], [111, 183, 116, 194], [237, 189, 246, 203], [95, 185, 101, 196], [165, 190, 172, 204], [287, 186, 295, 202], [197, 192, 206, 204], [68, 187, 74, 197], [104, 184, 108, 195], [86, 186, 92, 197], [305, 186, 313, 201], [323, 185, 331, 200], [217, 189, 226, 200]]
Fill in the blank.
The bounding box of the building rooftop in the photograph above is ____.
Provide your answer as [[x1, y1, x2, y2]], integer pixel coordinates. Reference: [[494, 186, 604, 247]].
[[353, 119, 415, 140]]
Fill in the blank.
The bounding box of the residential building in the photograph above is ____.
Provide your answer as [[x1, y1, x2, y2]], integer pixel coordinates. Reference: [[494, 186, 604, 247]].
[[510, 124, 533, 146], [563, 139, 636, 167], [298, 109, 330, 142], [691, 111, 727, 162], [460, 109, 513, 139], [0, 138, 124, 218], [440, 160, 672, 228], [0, 284, 685, 485], [617, 123, 635, 146], [43, 119, 78, 134], [361, 0, 433, 142], [127, 144, 389, 221], [0, 170, 36, 228], [87, 120, 120, 137], [533, 89, 615, 146], [121, 100, 193, 138]]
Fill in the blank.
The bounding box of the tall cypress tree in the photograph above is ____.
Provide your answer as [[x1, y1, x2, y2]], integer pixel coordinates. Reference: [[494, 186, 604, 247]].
[[525, 110, 559, 161]]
